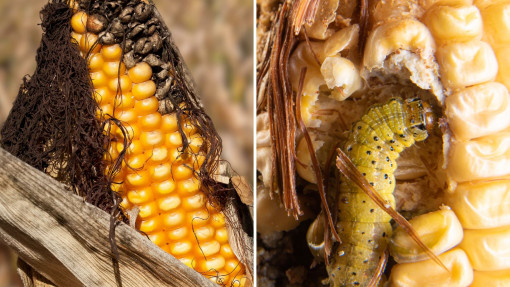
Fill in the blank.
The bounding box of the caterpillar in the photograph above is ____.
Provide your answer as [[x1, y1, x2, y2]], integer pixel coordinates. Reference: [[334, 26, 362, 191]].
[[324, 97, 435, 287]]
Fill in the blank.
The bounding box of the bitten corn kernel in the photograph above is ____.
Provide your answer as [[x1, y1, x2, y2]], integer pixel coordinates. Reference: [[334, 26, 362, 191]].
[[447, 180, 510, 229], [320, 55, 362, 101], [363, 19, 435, 71], [459, 226, 510, 271], [388, 248, 473, 287], [390, 208, 464, 263]]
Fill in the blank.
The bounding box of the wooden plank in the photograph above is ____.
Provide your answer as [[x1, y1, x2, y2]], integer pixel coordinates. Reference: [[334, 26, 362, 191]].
[[0, 147, 216, 287]]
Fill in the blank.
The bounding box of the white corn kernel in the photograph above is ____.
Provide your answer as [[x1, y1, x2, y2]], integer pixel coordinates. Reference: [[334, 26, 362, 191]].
[[320, 25, 359, 61], [388, 248, 473, 287], [321, 56, 362, 101], [436, 41, 498, 90], [447, 131, 510, 182], [448, 180, 510, 229], [364, 19, 435, 72], [460, 226, 510, 271], [390, 208, 463, 263], [471, 269, 510, 286], [445, 82, 510, 141], [423, 5, 482, 44]]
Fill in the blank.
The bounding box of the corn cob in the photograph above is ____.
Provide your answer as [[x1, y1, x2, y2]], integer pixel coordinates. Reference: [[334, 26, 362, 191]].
[[70, 2, 246, 286], [256, 0, 510, 285]]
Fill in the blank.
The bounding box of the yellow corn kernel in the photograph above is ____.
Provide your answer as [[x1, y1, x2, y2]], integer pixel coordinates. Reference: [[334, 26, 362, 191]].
[[211, 212, 226, 229], [71, 11, 87, 34], [195, 226, 215, 241], [460, 226, 510, 271], [134, 97, 159, 115], [172, 164, 193, 181], [423, 5, 482, 44], [447, 131, 510, 182], [127, 186, 154, 204], [215, 227, 229, 244], [471, 269, 510, 286], [182, 193, 206, 210], [80, 32, 101, 54], [436, 40, 498, 90], [108, 75, 132, 93], [128, 62, 153, 83], [167, 227, 188, 240], [152, 179, 176, 196], [126, 153, 149, 169], [445, 82, 510, 141], [99, 104, 113, 117], [139, 113, 162, 131], [197, 241, 221, 257], [165, 131, 183, 147], [147, 231, 167, 247], [103, 61, 126, 78], [220, 244, 235, 259], [162, 209, 186, 227], [71, 32, 82, 45], [187, 209, 210, 227], [147, 146, 168, 163], [126, 171, 151, 187], [197, 256, 226, 272], [138, 202, 158, 219], [140, 130, 164, 148], [90, 71, 108, 88], [88, 53, 104, 72], [161, 114, 179, 132], [139, 216, 162, 233], [390, 208, 464, 263], [157, 194, 181, 211], [116, 109, 137, 124], [388, 248, 473, 287], [121, 140, 143, 155], [101, 44, 123, 61], [447, 180, 510, 229], [113, 92, 135, 110], [94, 87, 114, 105], [149, 163, 172, 182], [132, 81, 157, 100], [169, 241, 192, 256]]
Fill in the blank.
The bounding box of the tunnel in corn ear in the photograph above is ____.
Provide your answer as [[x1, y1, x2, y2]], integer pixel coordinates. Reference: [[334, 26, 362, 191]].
[[256, 0, 510, 286], [69, 0, 248, 286]]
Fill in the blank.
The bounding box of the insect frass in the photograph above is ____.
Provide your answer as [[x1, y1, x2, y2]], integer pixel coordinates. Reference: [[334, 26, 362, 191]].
[[327, 98, 435, 286]]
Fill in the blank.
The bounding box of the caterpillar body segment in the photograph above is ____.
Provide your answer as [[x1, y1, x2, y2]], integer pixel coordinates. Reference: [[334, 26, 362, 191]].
[[326, 98, 433, 287]]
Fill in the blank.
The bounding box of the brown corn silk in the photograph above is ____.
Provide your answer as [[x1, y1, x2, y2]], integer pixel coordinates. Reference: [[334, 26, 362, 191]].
[[1, 0, 249, 286]]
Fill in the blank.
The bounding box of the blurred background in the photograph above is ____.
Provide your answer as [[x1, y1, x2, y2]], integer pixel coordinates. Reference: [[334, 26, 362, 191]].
[[0, 0, 253, 286]]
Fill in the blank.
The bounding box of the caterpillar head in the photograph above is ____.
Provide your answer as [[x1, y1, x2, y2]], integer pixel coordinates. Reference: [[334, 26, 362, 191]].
[[406, 98, 435, 142]]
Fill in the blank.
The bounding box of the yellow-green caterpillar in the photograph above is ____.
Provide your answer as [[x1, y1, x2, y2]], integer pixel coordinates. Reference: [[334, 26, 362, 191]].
[[327, 98, 434, 287]]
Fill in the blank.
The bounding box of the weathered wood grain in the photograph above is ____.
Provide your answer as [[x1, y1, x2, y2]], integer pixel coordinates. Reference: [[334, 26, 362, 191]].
[[0, 147, 217, 287]]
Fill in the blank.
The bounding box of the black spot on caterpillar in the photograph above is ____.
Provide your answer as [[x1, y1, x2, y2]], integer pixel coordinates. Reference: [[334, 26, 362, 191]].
[[325, 97, 434, 287]]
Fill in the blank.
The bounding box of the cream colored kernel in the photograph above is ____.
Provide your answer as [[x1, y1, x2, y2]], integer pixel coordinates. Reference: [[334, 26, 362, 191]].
[[423, 5, 482, 44], [460, 226, 510, 271], [436, 40, 498, 90], [445, 82, 510, 141]]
